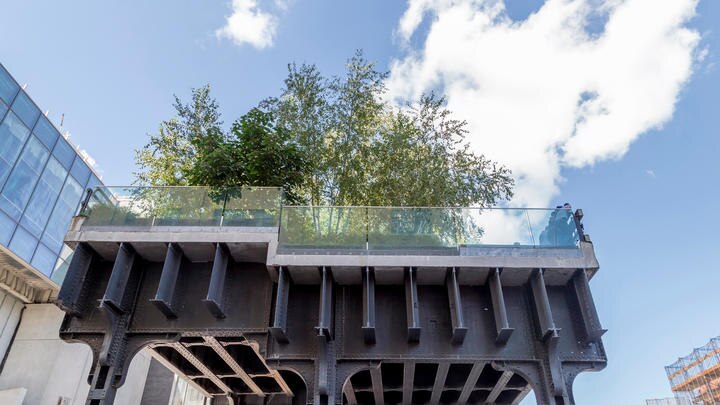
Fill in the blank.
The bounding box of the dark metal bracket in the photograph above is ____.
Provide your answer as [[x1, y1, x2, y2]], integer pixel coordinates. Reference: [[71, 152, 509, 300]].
[[269, 266, 291, 343], [202, 243, 231, 319], [489, 268, 514, 344], [316, 266, 334, 341], [150, 243, 184, 318], [570, 268, 607, 344], [446, 267, 467, 344], [362, 267, 376, 344], [405, 267, 421, 342]]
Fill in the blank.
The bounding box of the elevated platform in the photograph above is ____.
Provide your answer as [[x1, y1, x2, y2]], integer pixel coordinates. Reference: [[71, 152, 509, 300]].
[[56, 188, 607, 404]]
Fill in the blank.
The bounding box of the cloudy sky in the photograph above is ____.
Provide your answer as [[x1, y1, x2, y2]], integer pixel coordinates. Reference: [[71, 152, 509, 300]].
[[1, 0, 719, 402]]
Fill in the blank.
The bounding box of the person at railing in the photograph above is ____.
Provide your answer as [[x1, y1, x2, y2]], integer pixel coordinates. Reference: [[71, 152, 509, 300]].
[[539, 203, 577, 246]]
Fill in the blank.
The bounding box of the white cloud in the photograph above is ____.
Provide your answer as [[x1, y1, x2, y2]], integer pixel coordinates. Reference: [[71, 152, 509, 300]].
[[388, 0, 700, 207], [216, 0, 280, 49]]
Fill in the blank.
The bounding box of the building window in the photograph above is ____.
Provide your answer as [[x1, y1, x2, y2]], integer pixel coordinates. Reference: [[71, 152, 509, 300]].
[[8, 226, 38, 263], [0, 209, 15, 246], [0, 112, 31, 185], [21, 157, 67, 237], [32, 115, 59, 150], [52, 138, 75, 170], [50, 244, 74, 284], [31, 242, 57, 277], [0, 136, 50, 220], [70, 157, 90, 185], [0, 65, 18, 105], [11, 91, 40, 129], [41, 176, 82, 252]]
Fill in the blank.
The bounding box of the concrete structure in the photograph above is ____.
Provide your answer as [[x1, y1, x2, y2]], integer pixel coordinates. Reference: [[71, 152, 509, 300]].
[[58, 186, 607, 404], [0, 62, 165, 404], [665, 336, 720, 404], [0, 62, 206, 405]]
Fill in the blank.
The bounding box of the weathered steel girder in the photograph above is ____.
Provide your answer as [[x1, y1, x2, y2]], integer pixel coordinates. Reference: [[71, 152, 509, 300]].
[[56, 236, 606, 404]]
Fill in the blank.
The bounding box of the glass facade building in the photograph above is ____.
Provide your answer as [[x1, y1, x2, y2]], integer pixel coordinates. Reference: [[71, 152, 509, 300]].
[[0, 62, 101, 283]]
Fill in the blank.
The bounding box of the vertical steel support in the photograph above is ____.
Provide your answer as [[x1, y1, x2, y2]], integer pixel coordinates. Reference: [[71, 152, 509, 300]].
[[530, 269, 559, 340], [362, 267, 376, 344], [370, 364, 384, 405], [343, 380, 357, 405], [202, 243, 229, 319], [446, 267, 467, 344], [430, 363, 449, 404], [86, 364, 118, 405], [56, 242, 94, 315], [571, 269, 606, 343], [150, 243, 183, 318], [270, 266, 291, 343], [486, 370, 514, 403], [458, 362, 485, 403], [402, 362, 415, 404], [102, 243, 136, 313], [489, 268, 514, 344], [530, 269, 567, 399], [405, 267, 421, 342], [316, 266, 334, 340]]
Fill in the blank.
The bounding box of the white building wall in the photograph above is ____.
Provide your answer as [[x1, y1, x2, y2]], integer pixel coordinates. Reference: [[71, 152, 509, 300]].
[[0, 303, 151, 405], [0, 289, 24, 361]]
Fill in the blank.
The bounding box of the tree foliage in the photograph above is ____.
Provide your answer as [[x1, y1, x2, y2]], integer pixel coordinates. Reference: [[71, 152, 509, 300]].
[[135, 51, 514, 208], [262, 50, 514, 207], [134, 86, 307, 203]]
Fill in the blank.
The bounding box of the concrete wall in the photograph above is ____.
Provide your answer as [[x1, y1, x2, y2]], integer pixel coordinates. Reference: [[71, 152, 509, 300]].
[[0, 303, 152, 405], [0, 289, 23, 362]]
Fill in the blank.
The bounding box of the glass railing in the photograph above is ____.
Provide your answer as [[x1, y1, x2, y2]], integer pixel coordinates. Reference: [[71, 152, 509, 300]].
[[81, 186, 283, 228], [278, 206, 580, 251], [78, 187, 581, 250]]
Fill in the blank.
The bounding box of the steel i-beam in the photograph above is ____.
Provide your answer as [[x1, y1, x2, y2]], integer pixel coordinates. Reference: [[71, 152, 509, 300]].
[[150, 243, 183, 318], [316, 266, 333, 340], [405, 267, 421, 342], [203, 243, 230, 319], [270, 266, 291, 343], [362, 267, 376, 344], [489, 268, 514, 344], [102, 243, 136, 313], [446, 267, 467, 344], [571, 268, 607, 344]]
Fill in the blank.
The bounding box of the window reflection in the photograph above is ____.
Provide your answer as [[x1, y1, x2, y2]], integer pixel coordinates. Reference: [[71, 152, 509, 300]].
[[11, 91, 41, 128], [52, 138, 75, 169], [0, 136, 50, 220], [32, 116, 59, 150], [0, 100, 7, 119], [70, 157, 90, 185], [0, 112, 31, 184], [22, 157, 67, 236], [0, 65, 18, 104], [0, 209, 15, 245], [31, 242, 57, 276], [8, 226, 38, 263], [41, 176, 82, 252]]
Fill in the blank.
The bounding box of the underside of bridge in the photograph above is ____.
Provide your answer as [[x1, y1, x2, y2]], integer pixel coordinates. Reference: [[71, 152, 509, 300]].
[[56, 217, 606, 405]]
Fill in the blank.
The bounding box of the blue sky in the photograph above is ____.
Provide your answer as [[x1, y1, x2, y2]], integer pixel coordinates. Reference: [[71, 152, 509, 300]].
[[1, 0, 719, 403]]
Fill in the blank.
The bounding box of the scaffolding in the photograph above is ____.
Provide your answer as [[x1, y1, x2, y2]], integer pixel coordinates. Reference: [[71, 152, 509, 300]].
[[646, 398, 693, 405], [666, 336, 720, 404]]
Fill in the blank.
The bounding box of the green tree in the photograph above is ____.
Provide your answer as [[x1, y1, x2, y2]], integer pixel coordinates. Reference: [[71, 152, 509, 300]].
[[134, 86, 307, 203], [186, 108, 307, 203], [263, 50, 514, 207], [134, 84, 222, 186], [135, 51, 514, 209]]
